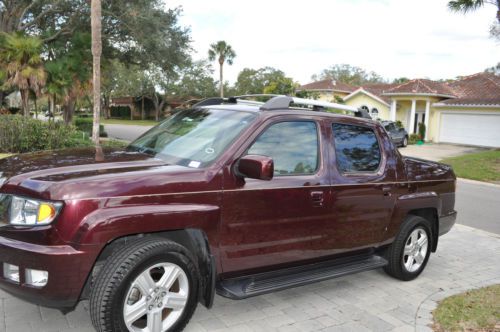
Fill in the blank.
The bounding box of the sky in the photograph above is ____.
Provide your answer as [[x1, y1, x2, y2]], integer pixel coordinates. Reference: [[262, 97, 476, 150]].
[[166, 0, 499, 85]]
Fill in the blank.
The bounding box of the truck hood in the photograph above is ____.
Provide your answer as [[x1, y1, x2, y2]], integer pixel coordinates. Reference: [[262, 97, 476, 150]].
[[0, 147, 211, 200]]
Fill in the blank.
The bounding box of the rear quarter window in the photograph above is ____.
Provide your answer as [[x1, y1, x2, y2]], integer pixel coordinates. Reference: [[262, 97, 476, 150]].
[[332, 123, 381, 173]]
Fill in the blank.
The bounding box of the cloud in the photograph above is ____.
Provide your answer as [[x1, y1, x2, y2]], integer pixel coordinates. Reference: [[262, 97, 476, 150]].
[[167, 0, 499, 84]]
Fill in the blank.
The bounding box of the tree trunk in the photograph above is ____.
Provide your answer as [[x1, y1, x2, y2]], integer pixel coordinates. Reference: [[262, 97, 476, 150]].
[[34, 95, 38, 119], [219, 62, 224, 97], [20, 89, 30, 117], [91, 0, 102, 144], [102, 94, 110, 119], [141, 96, 145, 120], [0, 91, 4, 108]]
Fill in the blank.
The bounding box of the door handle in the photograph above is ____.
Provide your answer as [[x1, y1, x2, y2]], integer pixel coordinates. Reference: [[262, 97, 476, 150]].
[[381, 186, 392, 197], [310, 191, 324, 207]]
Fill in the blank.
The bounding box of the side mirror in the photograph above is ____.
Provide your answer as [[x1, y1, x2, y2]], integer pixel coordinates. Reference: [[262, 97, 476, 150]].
[[236, 155, 274, 181]]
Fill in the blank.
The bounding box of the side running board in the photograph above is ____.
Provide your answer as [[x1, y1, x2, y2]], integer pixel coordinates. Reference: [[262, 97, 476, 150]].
[[216, 255, 388, 299]]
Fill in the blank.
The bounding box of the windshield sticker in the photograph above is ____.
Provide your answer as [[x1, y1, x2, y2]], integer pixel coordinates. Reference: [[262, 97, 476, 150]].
[[188, 161, 201, 168]]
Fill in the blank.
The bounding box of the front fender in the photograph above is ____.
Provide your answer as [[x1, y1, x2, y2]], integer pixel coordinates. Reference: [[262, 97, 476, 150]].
[[70, 203, 221, 245]]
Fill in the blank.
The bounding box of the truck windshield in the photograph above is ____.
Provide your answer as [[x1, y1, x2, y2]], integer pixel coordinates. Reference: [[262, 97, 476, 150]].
[[128, 108, 257, 168]]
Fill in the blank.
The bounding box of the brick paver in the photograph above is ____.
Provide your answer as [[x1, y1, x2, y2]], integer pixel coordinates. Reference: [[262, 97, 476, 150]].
[[0, 224, 498, 332]]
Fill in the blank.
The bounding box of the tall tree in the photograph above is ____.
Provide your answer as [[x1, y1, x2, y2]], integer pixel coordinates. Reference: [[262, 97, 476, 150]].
[[234, 67, 296, 95], [0, 32, 46, 116], [312, 64, 385, 85], [448, 0, 500, 22], [91, 0, 101, 144], [208, 41, 236, 97]]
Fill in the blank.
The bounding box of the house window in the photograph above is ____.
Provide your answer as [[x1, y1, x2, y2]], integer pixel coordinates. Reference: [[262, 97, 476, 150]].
[[371, 108, 379, 117], [360, 105, 370, 112]]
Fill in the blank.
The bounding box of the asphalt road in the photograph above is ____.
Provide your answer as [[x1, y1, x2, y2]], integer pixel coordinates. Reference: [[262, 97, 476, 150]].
[[455, 180, 499, 234], [105, 124, 499, 235]]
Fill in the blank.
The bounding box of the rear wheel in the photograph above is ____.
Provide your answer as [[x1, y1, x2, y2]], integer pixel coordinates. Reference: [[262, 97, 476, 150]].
[[90, 237, 199, 332], [401, 136, 408, 147], [384, 215, 432, 281]]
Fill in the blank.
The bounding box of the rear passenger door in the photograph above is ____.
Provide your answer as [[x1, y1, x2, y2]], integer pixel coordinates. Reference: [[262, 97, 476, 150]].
[[328, 121, 397, 251]]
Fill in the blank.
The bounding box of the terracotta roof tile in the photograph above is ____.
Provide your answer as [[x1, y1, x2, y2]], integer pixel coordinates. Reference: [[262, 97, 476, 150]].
[[384, 79, 456, 97]]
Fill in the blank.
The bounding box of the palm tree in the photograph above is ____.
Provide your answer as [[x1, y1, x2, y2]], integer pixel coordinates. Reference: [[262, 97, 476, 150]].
[[208, 41, 236, 97], [0, 33, 46, 117], [448, 0, 500, 23], [91, 0, 102, 144]]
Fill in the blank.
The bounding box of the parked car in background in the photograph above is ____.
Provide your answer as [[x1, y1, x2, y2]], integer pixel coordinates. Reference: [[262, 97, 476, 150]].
[[0, 95, 457, 332], [382, 120, 409, 147]]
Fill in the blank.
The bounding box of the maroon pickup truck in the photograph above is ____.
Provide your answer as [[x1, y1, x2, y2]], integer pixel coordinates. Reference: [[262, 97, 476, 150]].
[[0, 96, 457, 332]]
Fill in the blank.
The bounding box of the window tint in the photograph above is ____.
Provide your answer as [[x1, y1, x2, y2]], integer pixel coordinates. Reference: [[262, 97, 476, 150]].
[[248, 121, 319, 175], [332, 123, 381, 173]]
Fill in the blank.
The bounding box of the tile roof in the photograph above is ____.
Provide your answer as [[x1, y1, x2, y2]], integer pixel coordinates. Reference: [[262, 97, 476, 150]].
[[298, 79, 357, 93], [439, 73, 500, 105], [383, 79, 457, 97], [299, 73, 500, 106]]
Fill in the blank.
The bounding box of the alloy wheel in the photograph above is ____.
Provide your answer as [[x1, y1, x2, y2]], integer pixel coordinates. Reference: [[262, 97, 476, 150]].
[[402, 227, 428, 273], [123, 262, 189, 332]]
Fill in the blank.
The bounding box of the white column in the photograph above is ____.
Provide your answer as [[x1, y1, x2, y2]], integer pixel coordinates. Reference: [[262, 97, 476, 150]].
[[409, 99, 416, 134], [390, 100, 397, 121], [424, 100, 430, 141]]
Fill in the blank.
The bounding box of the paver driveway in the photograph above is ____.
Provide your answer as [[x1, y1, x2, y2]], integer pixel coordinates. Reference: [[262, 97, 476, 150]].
[[0, 224, 498, 332]]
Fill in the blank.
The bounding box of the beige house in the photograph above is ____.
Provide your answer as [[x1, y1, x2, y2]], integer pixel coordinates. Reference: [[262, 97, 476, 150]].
[[297, 73, 500, 148]]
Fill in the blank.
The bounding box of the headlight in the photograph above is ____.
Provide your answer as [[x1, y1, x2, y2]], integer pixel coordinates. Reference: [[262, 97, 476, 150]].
[[3, 195, 62, 226]]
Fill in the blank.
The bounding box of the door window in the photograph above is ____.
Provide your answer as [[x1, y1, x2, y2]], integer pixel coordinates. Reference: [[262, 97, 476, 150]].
[[247, 121, 319, 175], [332, 123, 381, 173]]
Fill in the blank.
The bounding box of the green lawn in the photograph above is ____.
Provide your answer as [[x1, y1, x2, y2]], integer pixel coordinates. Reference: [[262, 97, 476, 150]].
[[433, 284, 500, 332], [101, 118, 158, 126], [0, 153, 13, 159], [441, 150, 500, 183]]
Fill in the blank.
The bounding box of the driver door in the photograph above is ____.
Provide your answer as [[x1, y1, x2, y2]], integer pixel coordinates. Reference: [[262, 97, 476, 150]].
[[219, 117, 333, 275]]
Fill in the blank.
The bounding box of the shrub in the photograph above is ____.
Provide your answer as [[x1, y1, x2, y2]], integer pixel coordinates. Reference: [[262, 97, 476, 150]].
[[74, 117, 107, 137], [418, 122, 426, 140], [0, 115, 94, 153], [395, 120, 404, 128], [408, 133, 420, 145]]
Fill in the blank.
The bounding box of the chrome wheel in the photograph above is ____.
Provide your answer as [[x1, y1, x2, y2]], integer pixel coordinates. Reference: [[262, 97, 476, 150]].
[[123, 262, 189, 332], [402, 227, 428, 273]]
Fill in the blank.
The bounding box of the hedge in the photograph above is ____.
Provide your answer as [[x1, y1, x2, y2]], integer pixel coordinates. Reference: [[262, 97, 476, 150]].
[[74, 117, 107, 137], [0, 115, 93, 153]]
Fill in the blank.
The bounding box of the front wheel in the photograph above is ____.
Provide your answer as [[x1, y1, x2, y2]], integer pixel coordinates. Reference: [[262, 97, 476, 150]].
[[384, 215, 432, 281], [90, 238, 199, 332]]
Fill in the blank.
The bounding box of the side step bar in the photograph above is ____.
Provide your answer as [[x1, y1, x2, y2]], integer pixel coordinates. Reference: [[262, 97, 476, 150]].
[[216, 255, 388, 299]]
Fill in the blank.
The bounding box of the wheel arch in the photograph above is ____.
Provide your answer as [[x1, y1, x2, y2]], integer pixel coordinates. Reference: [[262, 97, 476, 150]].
[[407, 208, 439, 252], [80, 228, 216, 309]]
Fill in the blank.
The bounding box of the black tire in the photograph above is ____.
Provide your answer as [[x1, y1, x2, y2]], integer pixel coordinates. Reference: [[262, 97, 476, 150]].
[[90, 237, 199, 332], [384, 215, 432, 281], [401, 136, 408, 147]]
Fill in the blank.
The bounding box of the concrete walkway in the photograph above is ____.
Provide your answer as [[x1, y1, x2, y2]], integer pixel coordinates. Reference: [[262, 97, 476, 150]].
[[0, 224, 498, 332]]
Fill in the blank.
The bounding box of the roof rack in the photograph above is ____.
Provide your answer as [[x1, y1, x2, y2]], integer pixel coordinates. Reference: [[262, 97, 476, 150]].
[[193, 94, 371, 119]]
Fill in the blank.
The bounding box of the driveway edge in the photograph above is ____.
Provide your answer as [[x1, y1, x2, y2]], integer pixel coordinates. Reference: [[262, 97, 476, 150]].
[[414, 277, 500, 332]]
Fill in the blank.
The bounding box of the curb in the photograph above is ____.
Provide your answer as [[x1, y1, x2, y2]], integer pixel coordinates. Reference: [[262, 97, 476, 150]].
[[457, 178, 500, 188], [414, 277, 500, 332], [454, 224, 500, 239]]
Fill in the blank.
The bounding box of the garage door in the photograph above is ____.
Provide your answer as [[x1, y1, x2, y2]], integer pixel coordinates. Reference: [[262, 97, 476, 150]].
[[439, 112, 500, 148]]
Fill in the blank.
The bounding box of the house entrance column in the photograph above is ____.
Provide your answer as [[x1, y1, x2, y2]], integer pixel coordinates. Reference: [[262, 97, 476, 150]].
[[390, 100, 397, 121], [409, 99, 416, 134], [424, 100, 430, 141]]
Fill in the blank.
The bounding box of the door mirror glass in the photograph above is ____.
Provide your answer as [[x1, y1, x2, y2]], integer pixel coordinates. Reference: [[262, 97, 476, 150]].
[[237, 155, 274, 181]]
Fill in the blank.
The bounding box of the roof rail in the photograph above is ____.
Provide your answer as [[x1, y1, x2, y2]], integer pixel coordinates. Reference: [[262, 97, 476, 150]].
[[193, 95, 372, 119]]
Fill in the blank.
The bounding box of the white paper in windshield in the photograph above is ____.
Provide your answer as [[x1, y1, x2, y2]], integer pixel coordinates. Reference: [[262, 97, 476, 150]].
[[188, 161, 201, 168]]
